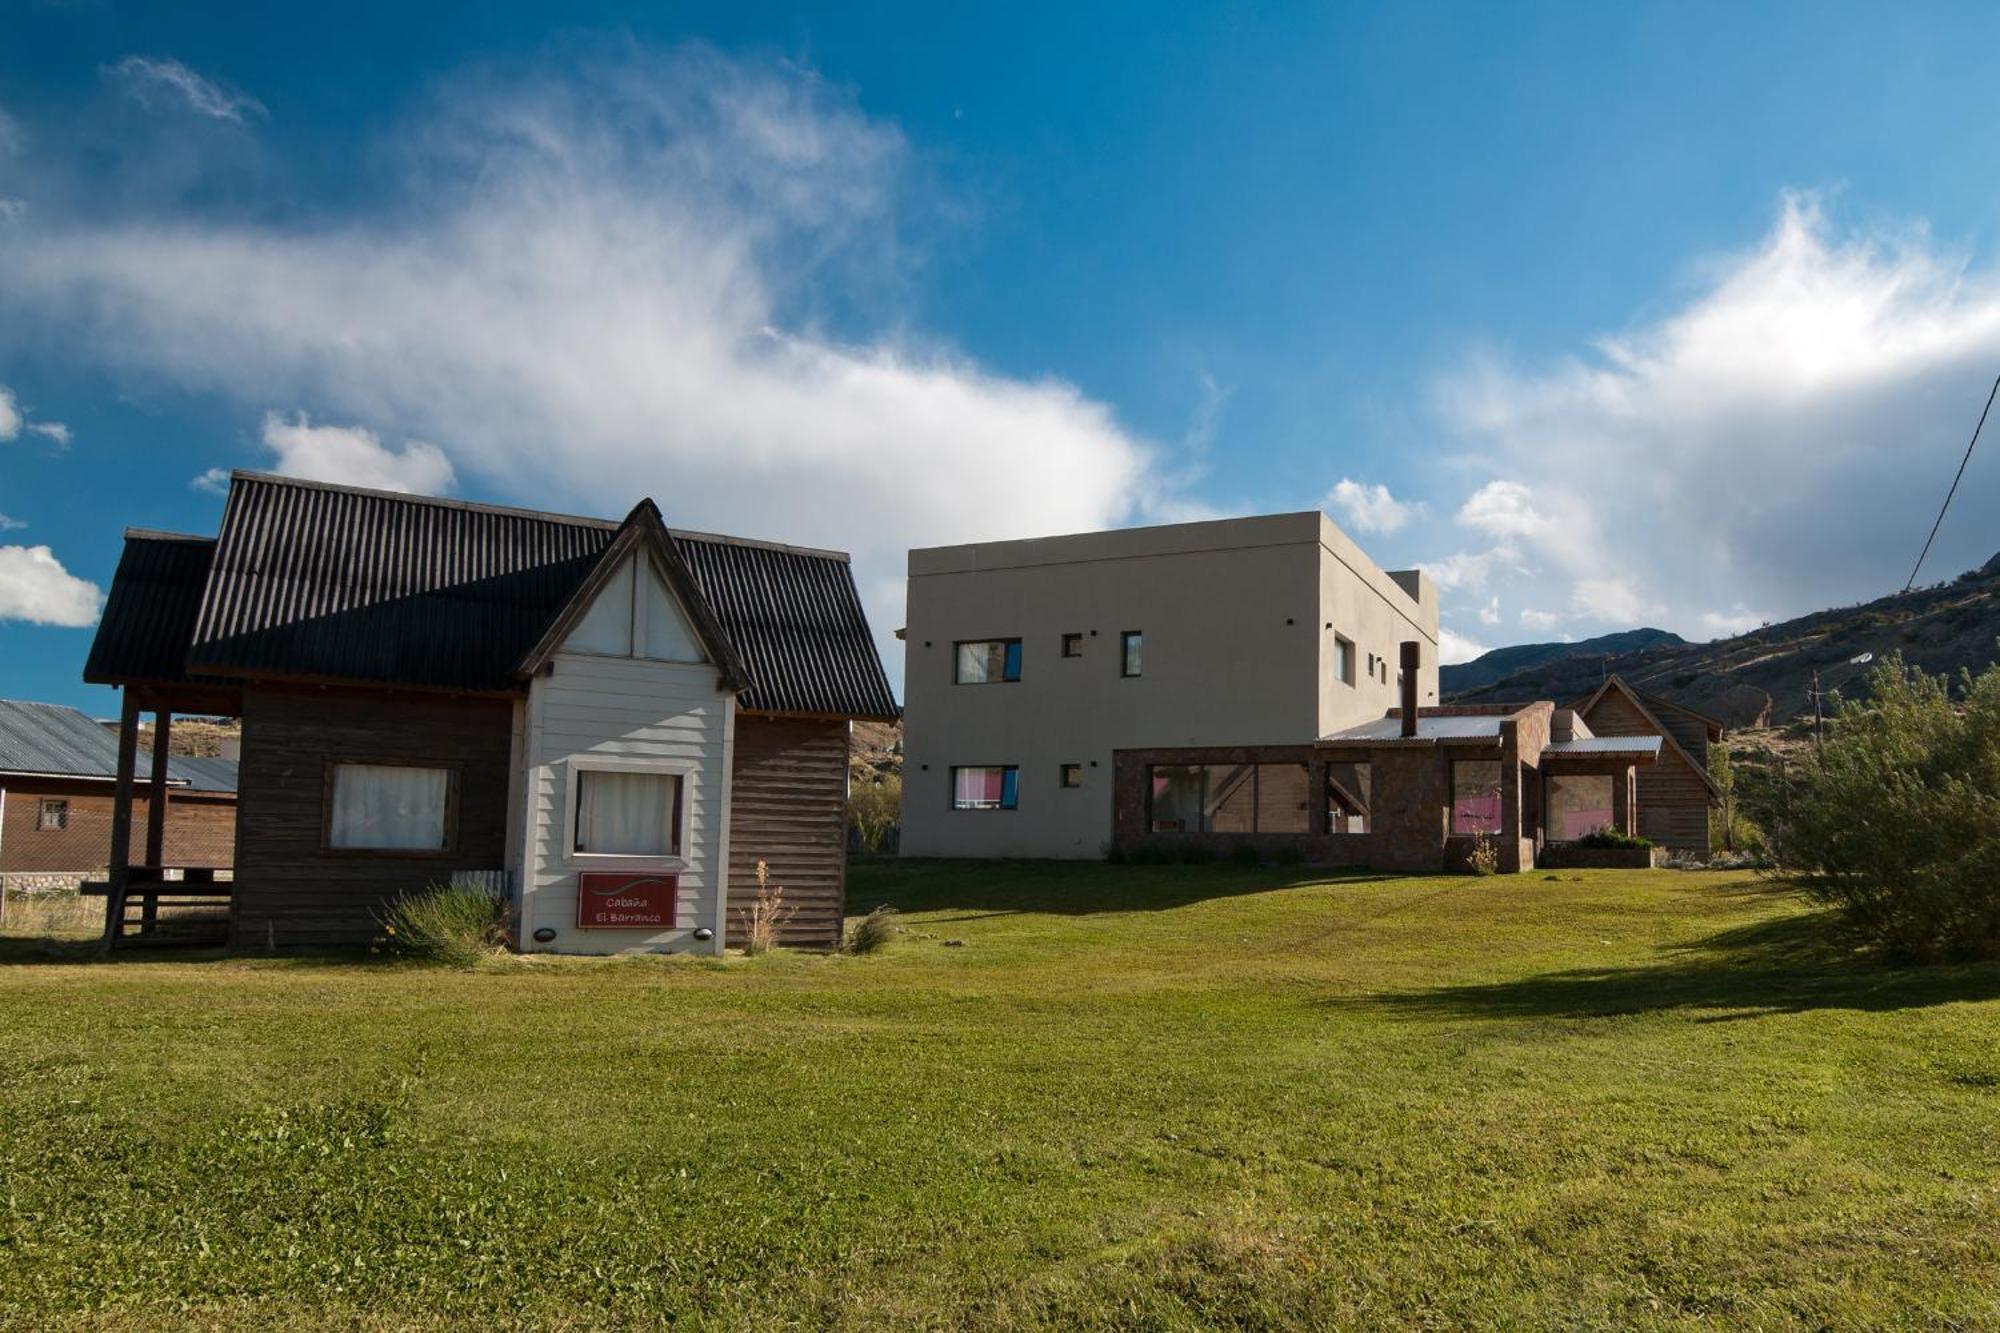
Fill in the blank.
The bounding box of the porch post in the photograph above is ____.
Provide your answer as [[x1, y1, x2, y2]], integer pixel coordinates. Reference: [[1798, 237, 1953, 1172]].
[[1611, 764, 1633, 835], [103, 691, 141, 944], [142, 710, 172, 933]]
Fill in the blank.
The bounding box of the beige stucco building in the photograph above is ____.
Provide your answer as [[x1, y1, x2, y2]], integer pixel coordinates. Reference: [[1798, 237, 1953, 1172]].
[[900, 512, 1440, 859]]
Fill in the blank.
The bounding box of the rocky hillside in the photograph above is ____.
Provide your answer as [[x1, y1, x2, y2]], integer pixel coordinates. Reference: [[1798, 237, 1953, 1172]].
[[1440, 627, 1685, 695], [1446, 553, 2000, 726]]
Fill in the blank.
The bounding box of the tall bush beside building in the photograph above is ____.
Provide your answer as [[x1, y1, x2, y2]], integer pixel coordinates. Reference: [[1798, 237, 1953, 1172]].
[[1773, 654, 2000, 961]]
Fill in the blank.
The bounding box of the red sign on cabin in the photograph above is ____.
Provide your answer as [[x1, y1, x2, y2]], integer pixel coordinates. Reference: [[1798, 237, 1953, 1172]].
[[576, 871, 678, 930]]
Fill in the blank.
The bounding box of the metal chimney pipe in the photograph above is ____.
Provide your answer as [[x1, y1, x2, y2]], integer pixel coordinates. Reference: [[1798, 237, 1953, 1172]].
[[1400, 640, 1420, 738]]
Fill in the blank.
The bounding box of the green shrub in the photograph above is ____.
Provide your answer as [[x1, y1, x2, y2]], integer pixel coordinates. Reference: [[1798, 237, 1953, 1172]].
[[1772, 653, 2000, 962], [1228, 842, 1262, 867], [1577, 828, 1654, 850], [374, 883, 508, 967], [1270, 843, 1306, 866], [1177, 843, 1218, 865], [845, 904, 898, 955], [848, 775, 901, 853]]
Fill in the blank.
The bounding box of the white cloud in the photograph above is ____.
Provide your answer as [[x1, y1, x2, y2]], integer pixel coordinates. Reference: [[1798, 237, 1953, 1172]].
[[1571, 577, 1661, 623], [1438, 626, 1487, 665], [1439, 193, 2000, 633], [0, 513, 24, 531], [109, 57, 265, 122], [1477, 595, 1500, 626], [1417, 543, 1521, 592], [252, 412, 455, 495], [1456, 480, 1545, 539], [26, 420, 69, 446], [1327, 478, 1419, 534], [0, 545, 102, 626], [0, 386, 17, 439], [4, 47, 1169, 676], [190, 467, 230, 495], [1519, 608, 1561, 632]]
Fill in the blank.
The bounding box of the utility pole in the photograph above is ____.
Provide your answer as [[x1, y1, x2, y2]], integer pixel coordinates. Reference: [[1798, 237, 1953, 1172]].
[[1811, 668, 1824, 752]]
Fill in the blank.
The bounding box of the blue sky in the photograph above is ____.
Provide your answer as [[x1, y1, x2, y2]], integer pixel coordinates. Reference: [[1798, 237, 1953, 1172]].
[[6, 1, 2000, 714]]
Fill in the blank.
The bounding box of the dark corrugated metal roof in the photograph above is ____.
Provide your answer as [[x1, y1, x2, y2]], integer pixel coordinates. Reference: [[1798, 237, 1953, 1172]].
[[0, 700, 238, 790], [83, 532, 216, 686], [91, 472, 898, 718]]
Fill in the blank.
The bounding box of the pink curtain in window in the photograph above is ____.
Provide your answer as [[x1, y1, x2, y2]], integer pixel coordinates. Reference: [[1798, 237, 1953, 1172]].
[[1560, 808, 1614, 840], [954, 768, 1004, 807], [1453, 793, 1503, 834]]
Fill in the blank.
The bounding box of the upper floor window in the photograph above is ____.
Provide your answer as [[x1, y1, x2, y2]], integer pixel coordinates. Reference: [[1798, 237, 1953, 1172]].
[[1335, 634, 1357, 686], [37, 799, 68, 831], [1061, 632, 1084, 658], [955, 639, 1022, 684], [1121, 630, 1143, 678], [951, 765, 1019, 810]]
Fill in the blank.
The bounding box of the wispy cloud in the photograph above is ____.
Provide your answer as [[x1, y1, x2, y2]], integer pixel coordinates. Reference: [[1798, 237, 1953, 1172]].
[[0, 385, 67, 445], [1326, 478, 1420, 534], [0, 514, 25, 532], [108, 56, 265, 122]]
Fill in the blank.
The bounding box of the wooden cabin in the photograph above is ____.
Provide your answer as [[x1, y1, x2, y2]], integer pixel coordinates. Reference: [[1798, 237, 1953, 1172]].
[[1571, 675, 1723, 857], [82, 472, 898, 952]]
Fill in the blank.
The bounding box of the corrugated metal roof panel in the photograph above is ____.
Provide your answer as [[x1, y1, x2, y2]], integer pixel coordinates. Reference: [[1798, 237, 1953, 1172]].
[[83, 532, 216, 686], [1543, 736, 1664, 756], [1322, 714, 1509, 743], [0, 699, 236, 788]]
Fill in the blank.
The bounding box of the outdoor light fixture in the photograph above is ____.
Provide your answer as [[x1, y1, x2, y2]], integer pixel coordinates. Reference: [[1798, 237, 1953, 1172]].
[[693, 927, 714, 942], [532, 927, 557, 943]]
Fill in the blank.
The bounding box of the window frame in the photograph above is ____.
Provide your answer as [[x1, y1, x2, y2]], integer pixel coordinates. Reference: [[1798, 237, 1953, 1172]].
[[1060, 632, 1084, 658], [562, 756, 695, 868], [1449, 757, 1505, 837], [36, 798, 68, 832], [949, 765, 1020, 811], [1120, 630, 1143, 678], [1335, 634, 1357, 687], [953, 638, 1024, 685], [1059, 763, 1083, 789], [1145, 762, 1311, 834], [320, 759, 461, 858]]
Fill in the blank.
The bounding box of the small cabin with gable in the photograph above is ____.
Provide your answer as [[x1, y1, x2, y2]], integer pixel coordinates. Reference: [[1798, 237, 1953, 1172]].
[[83, 472, 898, 952]]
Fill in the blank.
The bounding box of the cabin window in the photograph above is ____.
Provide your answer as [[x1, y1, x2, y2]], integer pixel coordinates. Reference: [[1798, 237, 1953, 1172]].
[[955, 639, 1022, 684], [1328, 761, 1370, 833], [1546, 773, 1614, 841], [1059, 763, 1083, 788], [1061, 632, 1084, 658], [1335, 634, 1357, 686], [327, 763, 453, 851], [1450, 759, 1504, 836], [1147, 763, 1310, 833], [573, 769, 683, 857], [37, 799, 68, 831], [951, 766, 1018, 810], [1121, 630, 1143, 677]]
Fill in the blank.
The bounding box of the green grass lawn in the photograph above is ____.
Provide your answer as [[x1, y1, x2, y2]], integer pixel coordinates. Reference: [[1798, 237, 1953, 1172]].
[[3, 863, 1999, 1330]]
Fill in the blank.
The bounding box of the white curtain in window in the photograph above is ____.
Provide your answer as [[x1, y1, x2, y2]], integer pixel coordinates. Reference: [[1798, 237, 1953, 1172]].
[[330, 764, 450, 850], [576, 770, 678, 855]]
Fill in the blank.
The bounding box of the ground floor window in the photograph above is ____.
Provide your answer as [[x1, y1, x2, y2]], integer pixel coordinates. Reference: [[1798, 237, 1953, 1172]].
[[37, 799, 68, 831], [1148, 763, 1310, 833], [1545, 772, 1614, 841], [952, 765, 1019, 810], [1327, 762, 1370, 833], [574, 768, 683, 856], [1059, 763, 1083, 788], [327, 762, 453, 851], [1450, 759, 1504, 835]]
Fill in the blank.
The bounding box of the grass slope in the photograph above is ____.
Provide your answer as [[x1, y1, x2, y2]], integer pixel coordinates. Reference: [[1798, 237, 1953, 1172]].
[[3, 864, 1998, 1329]]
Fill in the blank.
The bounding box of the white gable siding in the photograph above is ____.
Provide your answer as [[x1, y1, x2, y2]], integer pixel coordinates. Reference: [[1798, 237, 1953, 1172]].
[[518, 651, 734, 954], [561, 554, 709, 665]]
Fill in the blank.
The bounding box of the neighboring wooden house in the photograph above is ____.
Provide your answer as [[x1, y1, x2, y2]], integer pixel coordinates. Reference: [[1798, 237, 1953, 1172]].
[[83, 472, 897, 952], [0, 699, 236, 887], [1571, 675, 1722, 856]]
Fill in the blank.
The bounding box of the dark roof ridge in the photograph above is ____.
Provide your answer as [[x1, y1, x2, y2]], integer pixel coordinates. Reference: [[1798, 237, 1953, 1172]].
[[123, 528, 217, 544], [231, 471, 856, 560]]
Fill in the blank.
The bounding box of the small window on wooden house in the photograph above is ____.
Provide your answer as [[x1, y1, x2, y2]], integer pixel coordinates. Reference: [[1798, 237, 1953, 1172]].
[[37, 799, 68, 831], [327, 763, 453, 851]]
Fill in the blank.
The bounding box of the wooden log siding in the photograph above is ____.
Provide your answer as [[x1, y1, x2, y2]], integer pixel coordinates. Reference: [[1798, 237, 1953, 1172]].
[[1580, 690, 1715, 855], [233, 686, 514, 948], [0, 779, 235, 874], [727, 716, 849, 949]]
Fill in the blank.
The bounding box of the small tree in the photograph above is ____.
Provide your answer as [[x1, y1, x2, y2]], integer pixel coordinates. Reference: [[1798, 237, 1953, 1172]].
[[848, 775, 901, 854], [1772, 653, 2000, 961]]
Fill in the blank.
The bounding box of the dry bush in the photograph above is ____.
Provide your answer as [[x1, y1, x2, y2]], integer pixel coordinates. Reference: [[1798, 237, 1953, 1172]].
[[1466, 834, 1500, 876], [845, 904, 897, 954], [744, 860, 794, 956]]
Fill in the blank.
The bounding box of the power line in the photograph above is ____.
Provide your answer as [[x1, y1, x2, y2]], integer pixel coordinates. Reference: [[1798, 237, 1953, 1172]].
[[1905, 369, 2000, 592]]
